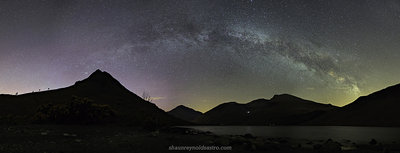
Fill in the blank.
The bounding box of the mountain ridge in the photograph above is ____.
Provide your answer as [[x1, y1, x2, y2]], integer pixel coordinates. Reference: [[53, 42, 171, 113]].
[[0, 69, 186, 126], [168, 105, 203, 122], [195, 94, 337, 125], [1, 70, 399, 126], [306, 83, 400, 126]]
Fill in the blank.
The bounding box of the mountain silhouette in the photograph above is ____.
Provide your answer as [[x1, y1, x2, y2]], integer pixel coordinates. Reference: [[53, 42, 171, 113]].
[[0, 69, 185, 126], [307, 83, 400, 126], [195, 94, 337, 125], [1, 70, 398, 126], [168, 105, 203, 122]]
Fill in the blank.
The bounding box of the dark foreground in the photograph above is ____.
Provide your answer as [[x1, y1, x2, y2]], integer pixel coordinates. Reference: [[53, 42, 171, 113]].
[[1, 125, 400, 153]]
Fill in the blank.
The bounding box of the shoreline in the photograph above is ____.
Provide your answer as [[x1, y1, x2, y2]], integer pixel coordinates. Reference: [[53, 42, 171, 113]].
[[1, 125, 399, 153]]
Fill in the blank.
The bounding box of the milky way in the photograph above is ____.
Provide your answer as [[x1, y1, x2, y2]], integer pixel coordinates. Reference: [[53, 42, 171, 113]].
[[1, 0, 399, 112]]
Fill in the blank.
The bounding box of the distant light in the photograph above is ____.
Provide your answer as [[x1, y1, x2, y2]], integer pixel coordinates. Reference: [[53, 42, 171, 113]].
[[247, 111, 250, 114]]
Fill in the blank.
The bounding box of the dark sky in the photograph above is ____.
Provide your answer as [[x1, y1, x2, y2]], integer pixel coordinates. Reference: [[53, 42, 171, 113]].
[[1, 0, 399, 112]]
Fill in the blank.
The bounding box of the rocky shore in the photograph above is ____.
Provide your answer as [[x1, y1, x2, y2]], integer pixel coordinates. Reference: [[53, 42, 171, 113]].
[[1, 125, 399, 153]]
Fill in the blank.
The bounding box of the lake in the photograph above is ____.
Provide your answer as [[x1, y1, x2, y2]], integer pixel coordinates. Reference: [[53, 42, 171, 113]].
[[183, 126, 400, 143]]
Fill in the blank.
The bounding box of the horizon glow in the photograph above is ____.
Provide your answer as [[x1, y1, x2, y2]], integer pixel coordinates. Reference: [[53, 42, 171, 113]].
[[1, 0, 399, 113]]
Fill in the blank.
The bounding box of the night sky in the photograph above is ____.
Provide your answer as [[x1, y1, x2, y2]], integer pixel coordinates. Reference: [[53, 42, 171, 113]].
[[1, 0, 399, 112]]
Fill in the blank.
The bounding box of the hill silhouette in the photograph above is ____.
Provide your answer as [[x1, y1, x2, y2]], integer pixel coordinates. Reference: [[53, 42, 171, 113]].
[[0, 69, 185, 126], [1, 70, 399, 127], [168, 105, 203, 122], [195, 94, 337, 125], [307, 83, 400, 126]]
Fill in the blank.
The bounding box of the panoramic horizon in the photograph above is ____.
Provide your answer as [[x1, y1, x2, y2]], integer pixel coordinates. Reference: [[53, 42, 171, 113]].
[[1, 0, 400, 113], [1, 1, 400, 153], [1, 68, 398, 113]]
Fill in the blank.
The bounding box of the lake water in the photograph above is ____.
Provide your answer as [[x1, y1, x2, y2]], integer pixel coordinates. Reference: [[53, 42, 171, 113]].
[[183, 126, 400, 143]]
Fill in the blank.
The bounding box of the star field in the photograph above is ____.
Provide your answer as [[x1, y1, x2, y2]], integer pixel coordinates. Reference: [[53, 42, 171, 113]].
[[1, 0, 399, 112]]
